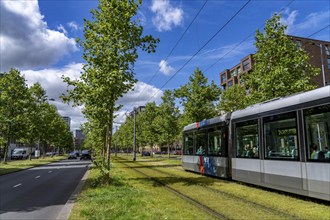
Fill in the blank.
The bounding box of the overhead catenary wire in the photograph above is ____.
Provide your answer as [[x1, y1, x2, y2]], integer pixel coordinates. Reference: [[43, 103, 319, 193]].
[[203, 0, 296, 74], [131, 0, 209, 108], [307, 24, 330, 38], [146, 0, 252, 103]]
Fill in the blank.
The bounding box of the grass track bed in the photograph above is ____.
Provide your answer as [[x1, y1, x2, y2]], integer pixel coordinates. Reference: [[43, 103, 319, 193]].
[[70, 155, 330, 220]]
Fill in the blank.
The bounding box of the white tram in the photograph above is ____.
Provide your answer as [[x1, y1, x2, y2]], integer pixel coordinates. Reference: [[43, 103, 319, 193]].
[[182, 86, 330, 201]]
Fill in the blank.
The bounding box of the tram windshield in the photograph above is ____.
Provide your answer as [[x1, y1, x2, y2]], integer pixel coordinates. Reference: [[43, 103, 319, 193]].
[[183, 132, 194, 155]]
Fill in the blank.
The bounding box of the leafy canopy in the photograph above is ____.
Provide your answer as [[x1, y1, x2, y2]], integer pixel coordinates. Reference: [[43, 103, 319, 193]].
[[243, 13, 319, 104]]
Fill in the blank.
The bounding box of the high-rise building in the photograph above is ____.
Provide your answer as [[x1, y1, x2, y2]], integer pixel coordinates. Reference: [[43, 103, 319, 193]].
[[74, 129, 85, 150], [220, 36, 330, 90], [61, 116, 71, 128]]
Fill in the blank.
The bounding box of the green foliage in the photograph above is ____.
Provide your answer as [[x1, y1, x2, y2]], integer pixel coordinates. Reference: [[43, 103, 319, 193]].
[[174, 67, 221, 124], [0, 69, 72, 162], [154, 90, 180, 146], [0, 69, 29, 162], [244, 13, 319, 104], [217, 84, 248, 113], [62, 0, 159, 171]]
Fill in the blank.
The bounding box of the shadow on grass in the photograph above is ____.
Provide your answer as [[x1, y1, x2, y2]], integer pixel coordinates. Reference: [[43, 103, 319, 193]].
[[127, 175, 226, 188], [84, 167, 127, 188]]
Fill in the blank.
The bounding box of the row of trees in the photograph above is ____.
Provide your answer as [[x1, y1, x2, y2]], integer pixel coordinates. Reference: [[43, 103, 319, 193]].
[[111, 14, 319, 157], [0, 69, 73, 163], [60, 0, 318, 177]]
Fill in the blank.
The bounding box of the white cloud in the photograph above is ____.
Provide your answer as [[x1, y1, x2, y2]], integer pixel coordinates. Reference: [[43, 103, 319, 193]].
[[280, 9, 330, 36], [150, 0, 184, 32], [57, 24, 68, 36], [0, 0, 77, 72], [159, 60, 175, 75], [67, 21, 79, 31], [22, 64, 163, 131], [280, 9, 298, 34], [22, 63, 85, 131]]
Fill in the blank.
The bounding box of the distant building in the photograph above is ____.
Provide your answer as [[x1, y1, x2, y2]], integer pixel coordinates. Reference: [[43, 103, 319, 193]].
[[74, 129, 85, 150], [220, 36, 330, 90], [61, 116, 71, 129]]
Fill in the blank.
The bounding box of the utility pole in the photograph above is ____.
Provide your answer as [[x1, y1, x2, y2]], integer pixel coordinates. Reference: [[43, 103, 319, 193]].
[[133, 107, 137, 161]]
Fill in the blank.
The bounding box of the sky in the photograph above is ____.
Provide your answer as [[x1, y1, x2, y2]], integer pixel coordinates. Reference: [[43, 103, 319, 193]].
[[1, 0, 329, 132]]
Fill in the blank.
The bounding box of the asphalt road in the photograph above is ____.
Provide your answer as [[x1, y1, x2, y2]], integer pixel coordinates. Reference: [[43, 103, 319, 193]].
[[0, 159, 91, 220]]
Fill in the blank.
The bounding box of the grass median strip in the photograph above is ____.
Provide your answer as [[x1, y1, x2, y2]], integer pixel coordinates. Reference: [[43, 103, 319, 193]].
[[0, 156, 67, 175], [70, 156, 330, 220]]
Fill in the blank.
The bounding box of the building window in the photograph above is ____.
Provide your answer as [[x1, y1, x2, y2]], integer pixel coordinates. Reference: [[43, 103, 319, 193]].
[[242, 59, 250, 71], [230, 70, 237, 78], [237, 67, 241, 74], [264, 112, 298, 160], [327, 58, 330, 69], [304, 104, 330, 162], [296, 40, 302, 49], [228, 80, 233, 87], [221, 73, 226, 83], [235, 119, 259, 158], [325, 45, 330, 56]]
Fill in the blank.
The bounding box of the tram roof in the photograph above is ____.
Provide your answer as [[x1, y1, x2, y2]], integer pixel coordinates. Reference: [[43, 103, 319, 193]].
[[231, 85, 330, 120], [183, 114, 228, 131]]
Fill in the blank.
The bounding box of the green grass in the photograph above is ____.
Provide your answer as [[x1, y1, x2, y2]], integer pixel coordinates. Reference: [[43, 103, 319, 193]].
[[0, 156, 66, 175], [70, 164, 217, 220], [70, 156, 330, 220]]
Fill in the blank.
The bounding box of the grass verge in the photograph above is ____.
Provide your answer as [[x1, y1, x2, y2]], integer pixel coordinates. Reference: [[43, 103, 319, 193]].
[[0, 156, 66, 175]]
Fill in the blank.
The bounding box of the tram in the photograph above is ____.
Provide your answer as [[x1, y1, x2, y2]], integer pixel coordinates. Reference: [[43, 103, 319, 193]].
[[182, 85, 330, 201]]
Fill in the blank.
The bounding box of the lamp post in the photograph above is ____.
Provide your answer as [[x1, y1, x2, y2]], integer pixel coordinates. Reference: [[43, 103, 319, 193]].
[[133, 107, 137, 161], [313, 43, 326, 87]]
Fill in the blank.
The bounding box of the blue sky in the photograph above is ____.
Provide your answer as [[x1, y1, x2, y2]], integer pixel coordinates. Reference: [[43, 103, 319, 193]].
[[1, 0, 329, 131]]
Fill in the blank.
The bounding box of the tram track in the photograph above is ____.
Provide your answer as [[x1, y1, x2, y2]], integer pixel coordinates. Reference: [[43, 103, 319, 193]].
[[114, 156, 303, 220], [115, 157, 228, 219]]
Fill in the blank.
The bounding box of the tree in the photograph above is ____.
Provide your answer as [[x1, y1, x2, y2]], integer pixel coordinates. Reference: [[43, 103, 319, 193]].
[[24, 83, 48, 160], [244, 13, 319, 104], [154, 90, 180, 156], [62, 0, 159, 174], [174, 67, 221, 125], [138, 102, 159, 156], [217, 84, 248, 113], [0, 69, 29, 163]]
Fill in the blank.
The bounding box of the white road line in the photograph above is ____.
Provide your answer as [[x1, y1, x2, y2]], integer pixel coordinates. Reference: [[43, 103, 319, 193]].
[[48, 171, 53, 173], [35, 175, 41, 179], [13, 183, 22, 188]]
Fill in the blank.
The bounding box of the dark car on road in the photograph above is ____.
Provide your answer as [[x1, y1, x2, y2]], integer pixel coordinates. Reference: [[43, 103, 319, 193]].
[[68, 152, 77, 159], [80, 150, 92, 160]]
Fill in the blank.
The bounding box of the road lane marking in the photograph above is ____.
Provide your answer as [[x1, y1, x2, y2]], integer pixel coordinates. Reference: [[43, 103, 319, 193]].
[[13, 183, 22, 188], [35, 175, 41, 179], [48, 171, 53, 173]]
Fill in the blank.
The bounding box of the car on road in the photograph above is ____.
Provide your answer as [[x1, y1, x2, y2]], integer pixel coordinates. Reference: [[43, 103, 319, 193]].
[[80, 150, 92, 160], [11, 148, 29, 160], [68, 152, 77, 159]]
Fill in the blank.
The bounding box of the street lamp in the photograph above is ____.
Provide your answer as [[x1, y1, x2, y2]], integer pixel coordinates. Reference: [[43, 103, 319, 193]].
[[312, 43, 326, 87]]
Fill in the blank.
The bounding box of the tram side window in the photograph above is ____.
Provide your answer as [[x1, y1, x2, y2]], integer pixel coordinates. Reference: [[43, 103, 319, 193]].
[[235, 120, 259, 158], [304, 104, 330, 162], [264, 112, 298, 160], [195, 131, 207, 155], [208, 127, 222, 156], [183, 132, 194, 155]]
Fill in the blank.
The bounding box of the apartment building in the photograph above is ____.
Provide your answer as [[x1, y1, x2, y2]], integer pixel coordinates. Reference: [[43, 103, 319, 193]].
[[220, 36, 330, 90]]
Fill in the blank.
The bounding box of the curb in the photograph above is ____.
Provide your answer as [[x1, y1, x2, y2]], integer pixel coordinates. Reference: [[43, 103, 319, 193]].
[[56, 164, 91, 220]]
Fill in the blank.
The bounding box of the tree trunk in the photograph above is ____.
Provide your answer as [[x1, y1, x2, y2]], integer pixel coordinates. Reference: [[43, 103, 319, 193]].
[[2, 139, 9, 163]]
